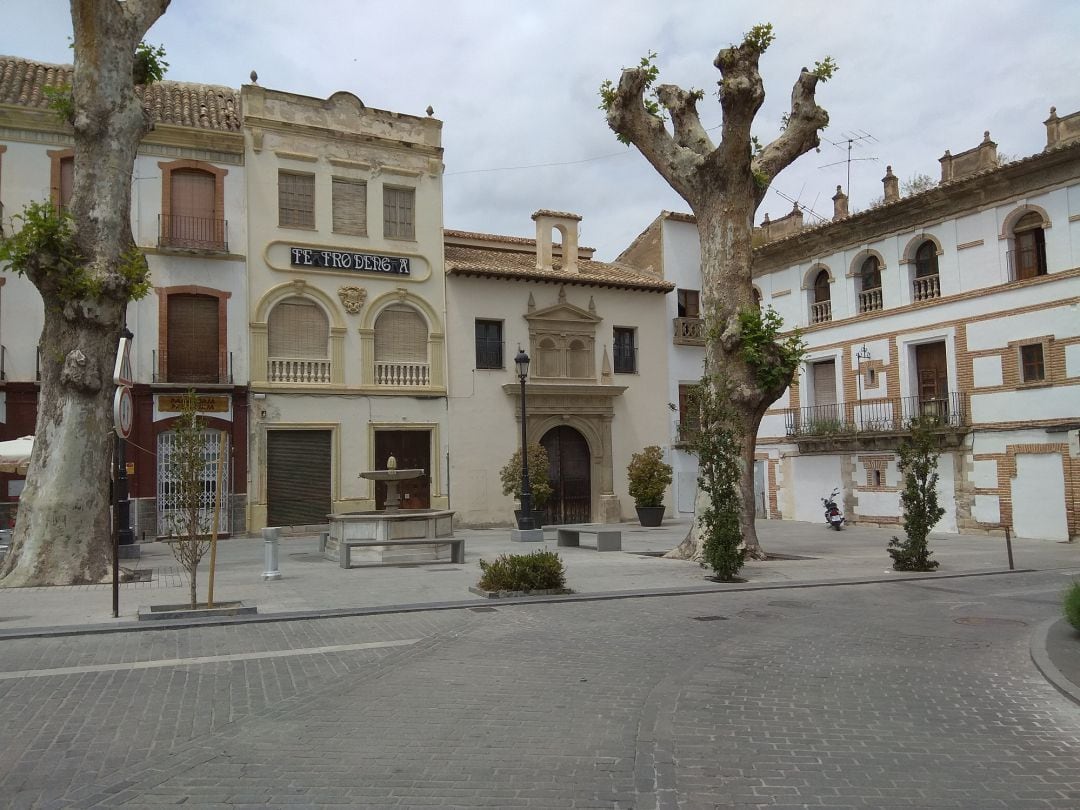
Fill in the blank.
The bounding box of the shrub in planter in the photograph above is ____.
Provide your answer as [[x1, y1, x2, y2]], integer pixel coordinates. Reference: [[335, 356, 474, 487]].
[[628, 445, 672, 525], [499, 443, 553, 516], [887, 416, 943, 572], [1065, 580, 1080, 631], [477, 550, 566, 592]]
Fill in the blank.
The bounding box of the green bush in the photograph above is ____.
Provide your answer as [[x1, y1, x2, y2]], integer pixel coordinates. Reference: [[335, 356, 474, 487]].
[[477, 550, 566, 592], [1065, 581, 1080, 631], [627, 445, 673, 507], [499, 443, 553, 508]]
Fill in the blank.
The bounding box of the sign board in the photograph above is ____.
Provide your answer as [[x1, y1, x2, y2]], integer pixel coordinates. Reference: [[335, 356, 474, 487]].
[[125, 462, 135, 476], [157, 394, 230, 414], [113, 386, 134, 438], [113, 336, 134, 387], [290, 247, 410, 276]]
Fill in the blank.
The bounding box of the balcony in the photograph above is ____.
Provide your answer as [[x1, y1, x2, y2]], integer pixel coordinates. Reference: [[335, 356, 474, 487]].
[[672, 417, 700, 448], [153, 350, 234, 385], [269, 357, 331, 384], [782, 392, 968, 452], [673, 317, 705, 346], [1007, 245, 1047, 280], [809, 300, 832, 324], [858, 287, 882, 314], [158, 214, 228, 252], [912, 274, 940, 302], [375, 361, 430, 387]]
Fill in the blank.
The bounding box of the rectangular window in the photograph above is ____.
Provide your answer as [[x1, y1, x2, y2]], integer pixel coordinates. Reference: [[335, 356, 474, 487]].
[[279, 171, 315, 228], [678, 383, 701, 442], [332, 177, 367, 236], [383, 186, 415, 239], [475, 320, 503, 369], [677, 288, 700, 318], [59, 155, 74, 213], [1020, 343, 1045, 382], [613, 327, 636, 373]]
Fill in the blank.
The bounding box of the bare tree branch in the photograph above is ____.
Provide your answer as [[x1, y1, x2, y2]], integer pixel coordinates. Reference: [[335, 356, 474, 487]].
[[111, 0, 172, 38], [751, 68, 829, 205], [713, 41, 767, 170], [605, 67, 704, 204], [656, 85, 714, 156]]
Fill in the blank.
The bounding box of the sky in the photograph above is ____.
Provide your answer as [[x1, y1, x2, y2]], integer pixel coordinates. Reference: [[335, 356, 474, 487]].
[[3, 1, 1080, 260]]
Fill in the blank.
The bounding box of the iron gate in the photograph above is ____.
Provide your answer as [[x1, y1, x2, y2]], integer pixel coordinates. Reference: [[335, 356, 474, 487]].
[[541, 426, 591, 525], [157, 429, 229, 536]]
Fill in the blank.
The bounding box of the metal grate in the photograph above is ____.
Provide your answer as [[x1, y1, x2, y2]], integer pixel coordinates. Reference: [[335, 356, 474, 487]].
[[156, 429, 229, 536]]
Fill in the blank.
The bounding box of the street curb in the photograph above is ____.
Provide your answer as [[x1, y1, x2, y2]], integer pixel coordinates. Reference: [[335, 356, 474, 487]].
[[0, 567, 1032, 641], [1030, 617, 1080, 707]]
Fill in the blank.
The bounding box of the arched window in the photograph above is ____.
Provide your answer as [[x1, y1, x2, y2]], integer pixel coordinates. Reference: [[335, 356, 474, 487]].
[[374, 304, 429, 385], [567, 338, 592, 378], [858, 256, 882, 313], [268, 297, 330, 383], [1011, 211, 1047, 280], [752, 287, 763, 309], [912, 240, 940, 301], [810, 269, 832, 324], [536, 337, 560, 377]]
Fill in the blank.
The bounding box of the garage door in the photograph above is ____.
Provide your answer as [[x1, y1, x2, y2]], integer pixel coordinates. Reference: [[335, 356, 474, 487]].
[[267, 430, 332, 527]]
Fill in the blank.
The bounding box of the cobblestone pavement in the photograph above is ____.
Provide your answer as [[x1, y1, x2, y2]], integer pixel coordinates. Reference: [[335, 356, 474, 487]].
[[0, 570, 1078, 808]]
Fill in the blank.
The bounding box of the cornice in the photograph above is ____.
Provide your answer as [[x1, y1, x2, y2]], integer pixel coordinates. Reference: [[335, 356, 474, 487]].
[[243, 114, 444, 162]]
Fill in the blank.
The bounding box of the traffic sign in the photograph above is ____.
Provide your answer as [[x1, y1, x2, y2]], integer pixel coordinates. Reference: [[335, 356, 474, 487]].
[[113, 386, 134, 438], [113, 336, 134, 387]]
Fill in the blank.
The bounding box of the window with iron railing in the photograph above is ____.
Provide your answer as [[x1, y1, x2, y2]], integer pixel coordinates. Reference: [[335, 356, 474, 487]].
[[613, 327, 636, 373], [474, 319, 503, 369]]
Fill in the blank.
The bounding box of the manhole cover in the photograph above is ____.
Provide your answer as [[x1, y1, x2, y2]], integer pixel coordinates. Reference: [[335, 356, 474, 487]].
[[691, 615, 728, 622], [469, 606, 498, 613], [953, 616, 1028, 627], [768, 600, 815, 609]]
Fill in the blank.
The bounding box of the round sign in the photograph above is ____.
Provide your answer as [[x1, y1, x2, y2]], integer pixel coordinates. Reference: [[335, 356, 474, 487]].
[[113, 386, 134, 438]]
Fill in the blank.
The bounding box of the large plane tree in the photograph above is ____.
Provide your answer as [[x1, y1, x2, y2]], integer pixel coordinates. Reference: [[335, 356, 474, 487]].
[[0, 0, 170, 586], [602, 26, 834, 558]]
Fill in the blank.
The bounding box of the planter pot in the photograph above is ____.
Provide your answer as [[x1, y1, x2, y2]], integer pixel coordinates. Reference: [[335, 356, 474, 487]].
[[513, 509, 546, 529], [635, 506, 665, 527]]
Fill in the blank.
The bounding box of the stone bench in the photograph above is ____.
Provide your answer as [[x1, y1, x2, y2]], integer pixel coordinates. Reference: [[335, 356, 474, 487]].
[[555, 524, 622, 552], [333, 537, 465, 569]]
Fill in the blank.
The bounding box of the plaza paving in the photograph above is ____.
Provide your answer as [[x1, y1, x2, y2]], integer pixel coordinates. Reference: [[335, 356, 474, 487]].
[[0, 519, 1078, 808]]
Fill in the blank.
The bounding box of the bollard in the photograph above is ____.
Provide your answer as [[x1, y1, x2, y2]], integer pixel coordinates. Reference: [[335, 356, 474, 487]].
[[1004, 524, 1014, 571], [262, 527, 282, 581]]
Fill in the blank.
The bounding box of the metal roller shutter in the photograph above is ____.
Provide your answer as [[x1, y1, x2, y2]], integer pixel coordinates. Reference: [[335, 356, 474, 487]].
[[267, 430, 332, 527]]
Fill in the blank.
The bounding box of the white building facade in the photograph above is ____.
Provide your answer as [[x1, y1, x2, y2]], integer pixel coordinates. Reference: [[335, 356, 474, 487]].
[[622, 108, 1080, 541]]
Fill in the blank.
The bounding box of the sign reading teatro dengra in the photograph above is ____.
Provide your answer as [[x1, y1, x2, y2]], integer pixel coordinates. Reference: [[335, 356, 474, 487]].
[[290, 247, 410, 276]]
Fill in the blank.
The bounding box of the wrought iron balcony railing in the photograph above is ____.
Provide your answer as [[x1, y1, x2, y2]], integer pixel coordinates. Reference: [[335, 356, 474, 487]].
[[784, 392, 968, 438], [153, 349, 234, 384], [158, 214, 228, 252]]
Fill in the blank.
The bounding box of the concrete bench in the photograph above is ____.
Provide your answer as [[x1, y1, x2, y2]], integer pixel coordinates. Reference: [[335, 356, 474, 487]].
[[337, 537, 465, 568], [555, 524, 622, 552]]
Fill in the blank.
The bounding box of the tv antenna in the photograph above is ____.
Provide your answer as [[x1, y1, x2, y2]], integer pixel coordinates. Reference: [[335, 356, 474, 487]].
[[819, 130, 879, 199], [772, 186, 827, 224]]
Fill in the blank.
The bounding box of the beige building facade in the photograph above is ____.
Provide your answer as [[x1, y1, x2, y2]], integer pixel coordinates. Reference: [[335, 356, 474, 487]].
[[243, 84, 448, 530], [445, 211, 674, 528]]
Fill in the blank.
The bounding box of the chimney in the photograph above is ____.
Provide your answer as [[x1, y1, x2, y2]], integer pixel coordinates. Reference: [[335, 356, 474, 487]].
[[882, 165, 899, 203], [832, 185, 849, 220], [532, 209, 581, 272]]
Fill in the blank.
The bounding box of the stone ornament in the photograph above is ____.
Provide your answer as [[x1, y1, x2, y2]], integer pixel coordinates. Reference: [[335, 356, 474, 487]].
[[338, 285, 367, 314]]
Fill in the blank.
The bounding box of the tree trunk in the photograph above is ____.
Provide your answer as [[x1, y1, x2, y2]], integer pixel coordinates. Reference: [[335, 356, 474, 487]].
[[0, 0, 169, 587]]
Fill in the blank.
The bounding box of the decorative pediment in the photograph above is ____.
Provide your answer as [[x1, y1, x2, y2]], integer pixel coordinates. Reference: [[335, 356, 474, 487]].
[[524, 301, 602, 327]]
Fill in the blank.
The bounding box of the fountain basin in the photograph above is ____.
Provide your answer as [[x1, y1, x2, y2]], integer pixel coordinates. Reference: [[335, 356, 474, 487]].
[[324, 508, 456, 565]]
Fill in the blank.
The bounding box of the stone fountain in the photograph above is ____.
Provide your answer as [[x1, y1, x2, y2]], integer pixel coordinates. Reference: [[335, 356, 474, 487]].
[[323, 455, 456, 565]]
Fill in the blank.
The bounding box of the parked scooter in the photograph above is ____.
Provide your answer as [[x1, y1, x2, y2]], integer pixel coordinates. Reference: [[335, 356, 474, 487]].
[[822, 488, 845, 530]]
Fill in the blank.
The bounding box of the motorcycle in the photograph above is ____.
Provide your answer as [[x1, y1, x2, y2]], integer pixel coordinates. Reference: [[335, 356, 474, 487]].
[[822, 488, 845, 530]]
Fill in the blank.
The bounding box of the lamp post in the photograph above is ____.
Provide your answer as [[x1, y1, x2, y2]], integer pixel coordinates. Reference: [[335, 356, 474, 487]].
[[514, 346, 533, 530], [855, 345, 871, 430]]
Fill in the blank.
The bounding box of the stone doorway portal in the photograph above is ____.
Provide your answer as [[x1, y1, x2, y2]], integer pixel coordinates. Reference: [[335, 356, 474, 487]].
[[541, 425, 591, 525]]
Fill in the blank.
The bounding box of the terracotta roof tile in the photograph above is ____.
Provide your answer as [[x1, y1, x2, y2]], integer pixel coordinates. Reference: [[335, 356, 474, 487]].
[[0, 56, 241, 131], [445, 242, 673, 293]]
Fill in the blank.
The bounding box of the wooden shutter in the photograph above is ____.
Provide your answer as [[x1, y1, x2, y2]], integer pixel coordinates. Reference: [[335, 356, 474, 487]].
[[59, 156, 74, 211], [332, 178, 367, 235], [268, 298, 329, 358], [167, 294, 219, 382], [267, 430, 332, 526], [383, 186, 414, 239], [170, 169, 216, 247], [813, 360, 837, 406], [279, 172, 314, 228], [374, 305, 427, 362]]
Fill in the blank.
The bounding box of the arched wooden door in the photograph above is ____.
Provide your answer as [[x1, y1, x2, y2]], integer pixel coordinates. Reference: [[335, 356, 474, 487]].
[[541, 426, 591, 525]]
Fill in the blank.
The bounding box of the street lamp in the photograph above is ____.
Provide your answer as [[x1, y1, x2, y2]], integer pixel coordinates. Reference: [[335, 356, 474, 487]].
[[855, 345, 871, 430], [514, 346, 533, 530]]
